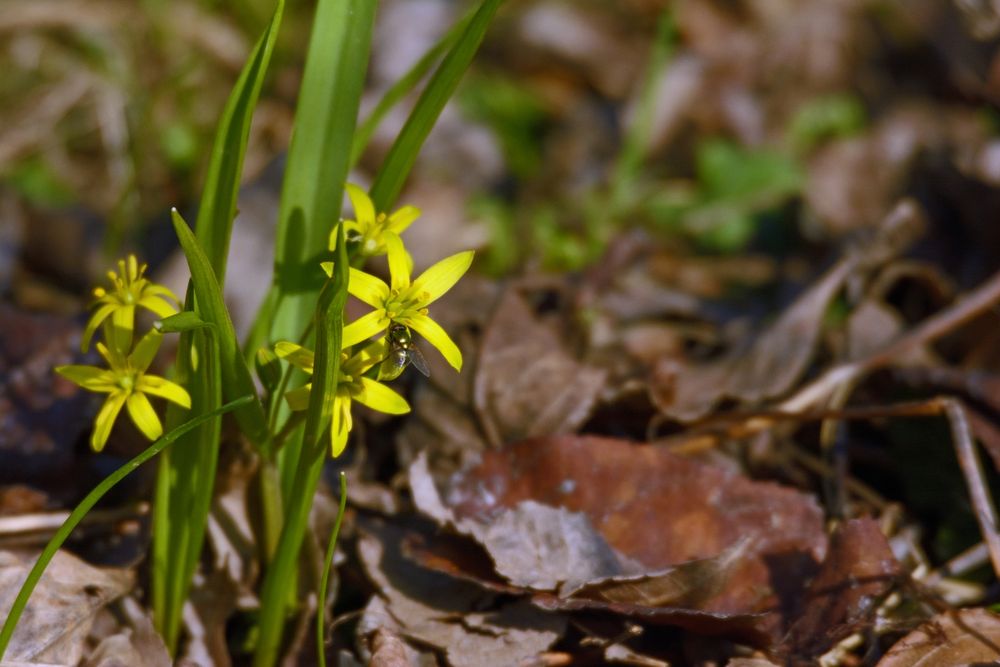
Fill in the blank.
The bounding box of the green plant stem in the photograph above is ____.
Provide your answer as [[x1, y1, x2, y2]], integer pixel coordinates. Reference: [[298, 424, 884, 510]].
[[254, 447, 326, 667], [317, 472, 348, 667], [0, 397, 252, 660]]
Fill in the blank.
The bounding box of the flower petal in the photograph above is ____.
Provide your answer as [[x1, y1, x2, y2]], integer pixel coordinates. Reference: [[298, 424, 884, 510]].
[[275, 341, 315, 374], [91, 391, 127, 451], [56, 365, 117, 392], [138, 295, 179, 319], [356, 377, 410, 415], [142, 283, 181, 303], [137, 375, 192, 408], [284, 384, 312, 411], [345, 183, 376, 229], [81, 303, 117, 351], [410, 250, 474, 307], [348, 268, 390, 308], [387, 205, 420, 234], [342, 310, 389, 348], [384, 233, 411, 292], [329, 395, 352, 458], [110, 304, 137, 350], [400, 313, 463, 371], [129, 330, 163, 372], [127, 392, 163, 441]]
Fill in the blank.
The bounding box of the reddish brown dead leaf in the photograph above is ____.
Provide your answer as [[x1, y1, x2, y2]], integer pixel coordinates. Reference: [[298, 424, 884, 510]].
[[436, 435, 826, 626], [781, 518, 902, 660], [474, 291, 606, 447], [876, 608, 1000, 666]]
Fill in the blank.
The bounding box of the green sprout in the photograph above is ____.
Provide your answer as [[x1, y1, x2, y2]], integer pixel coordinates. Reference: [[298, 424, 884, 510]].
[[56, 330, 191, 451]]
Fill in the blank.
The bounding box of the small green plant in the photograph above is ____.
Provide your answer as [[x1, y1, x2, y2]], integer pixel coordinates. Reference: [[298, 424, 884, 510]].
[[0, 0, 500, 665]]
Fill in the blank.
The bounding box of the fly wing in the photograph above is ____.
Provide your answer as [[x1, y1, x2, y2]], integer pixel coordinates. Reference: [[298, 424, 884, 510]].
[[409, 345, 431, 377]]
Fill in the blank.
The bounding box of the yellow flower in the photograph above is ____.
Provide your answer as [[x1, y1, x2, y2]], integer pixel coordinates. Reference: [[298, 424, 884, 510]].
[[340, 234, 473, 371], [332, 183, 421, 257], [275, 339, 410, 457], [82, 255, 180, 352], [56, 330, 191, 451]]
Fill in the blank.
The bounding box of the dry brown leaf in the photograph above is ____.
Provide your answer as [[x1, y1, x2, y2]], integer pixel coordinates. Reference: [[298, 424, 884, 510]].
[[782, 518, 901, 660], [421, 435, 826, 633], [0, 550, 133, 664], [877, 608, 1000, 666], [357, 520, 567, 667], [83, 598, 171, 667], [474, 291, 606, 447]]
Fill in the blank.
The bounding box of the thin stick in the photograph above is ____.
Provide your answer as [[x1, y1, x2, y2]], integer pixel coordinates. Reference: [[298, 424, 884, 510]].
[[945, 399, 1000, 580]]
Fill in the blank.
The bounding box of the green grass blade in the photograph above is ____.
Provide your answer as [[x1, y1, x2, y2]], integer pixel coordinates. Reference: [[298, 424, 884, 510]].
[[0, 396, 253, 660], [316, 471, 348, 667], [261, 0, 377, 347], [196, 0, 285, 283], [349, 9, 472, 167], [171, 209, 268, 444], [369, 0, 503, 211]]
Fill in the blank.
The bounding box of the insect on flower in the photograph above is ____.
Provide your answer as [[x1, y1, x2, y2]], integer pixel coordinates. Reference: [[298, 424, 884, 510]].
[[378, 323, 430, 381]]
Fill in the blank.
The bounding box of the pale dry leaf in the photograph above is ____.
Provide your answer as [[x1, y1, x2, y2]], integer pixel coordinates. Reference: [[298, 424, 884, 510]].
[[876, 608, 1000, 666], [0, 550, 133, 664]]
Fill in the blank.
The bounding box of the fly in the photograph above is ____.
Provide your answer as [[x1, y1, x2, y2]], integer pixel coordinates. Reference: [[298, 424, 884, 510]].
[[378, 323, 430, 381]]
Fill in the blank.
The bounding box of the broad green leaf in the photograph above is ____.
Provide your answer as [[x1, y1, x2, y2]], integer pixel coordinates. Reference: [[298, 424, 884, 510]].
[[171, 210, 267, 443], [369, 0, 503, 211], [196, 0, 285, 283], [261, 0, 377, 347], [303, 223, 348, 455]]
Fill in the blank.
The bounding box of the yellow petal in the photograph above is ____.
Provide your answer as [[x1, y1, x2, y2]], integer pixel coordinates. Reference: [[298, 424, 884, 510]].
[[91, 391, 127, 451], [410, 250, 474, 307], [401, 313, 462, 371], [138, 295, 179, 319], [387, 205, 420, 234], [284, 384, 312, 411], [345, 183, 376, 229], [384, 232, 411, 292], [275, 341, 315, 373], [56, 365, 117, 392], [127, 392, 163, 441], [342, 310, 389, 348], [129, 330, 163, 372], [110, 304, 136, 350], [348, 268, 390, 308], [81, 303, 117, 352], [329, 396, 352, 458], [142, 283, 181, 303], [320, 261, 334, 278], [137, 375, 191, 408], [356, 377, 410, 414]]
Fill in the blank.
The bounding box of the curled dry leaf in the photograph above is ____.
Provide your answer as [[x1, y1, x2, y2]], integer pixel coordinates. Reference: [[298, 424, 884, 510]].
[[474, 290, 606, 447], [651, 200, 924, 422], [413, 435, 826, 642], [0, 549, 133, 664], [781, 518, 901, 660], [357, 519, 567, 667], [83, 597, 171, 667], [876, 608, 1000, 666]]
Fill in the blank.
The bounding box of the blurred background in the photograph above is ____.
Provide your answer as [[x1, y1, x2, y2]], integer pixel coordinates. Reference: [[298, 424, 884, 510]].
[[5, 0, 1000, 313]]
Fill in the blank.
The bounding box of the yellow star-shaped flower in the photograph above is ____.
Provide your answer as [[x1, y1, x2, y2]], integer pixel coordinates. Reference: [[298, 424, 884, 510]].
[[82, 255, 180, 352], [275, 339, 410, 457], [338, 233, 473, 371], [331, 184, 421, 257], [56, 330, 191, 451]]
